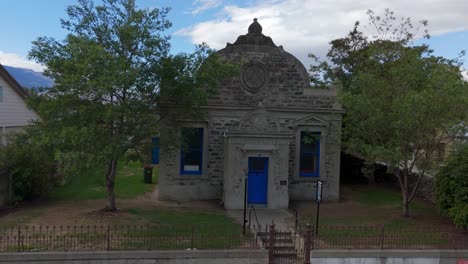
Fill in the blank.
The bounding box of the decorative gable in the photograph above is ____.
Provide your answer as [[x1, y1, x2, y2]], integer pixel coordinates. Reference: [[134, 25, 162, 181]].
[[294, 114, 329, 127]]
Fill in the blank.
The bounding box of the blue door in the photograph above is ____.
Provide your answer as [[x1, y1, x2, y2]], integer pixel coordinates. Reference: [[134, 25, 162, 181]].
[[152, 137, 160, 165], [247, 157, 268, 205]]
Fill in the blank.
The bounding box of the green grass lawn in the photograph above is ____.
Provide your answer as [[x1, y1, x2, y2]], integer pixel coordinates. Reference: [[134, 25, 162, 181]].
[[126, 207, 239, 227], [0, 207, 248, 252], [295, 184, 443, 229], [50, 161, 157, 200], [293, 185, 461, 249], [119, 208, 246, 249], [349, 185, 426, 211]]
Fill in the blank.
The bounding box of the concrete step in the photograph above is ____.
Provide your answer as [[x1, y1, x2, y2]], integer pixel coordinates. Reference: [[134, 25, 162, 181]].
[[265, 245, 295, 250], [273, 252, 299, 258]]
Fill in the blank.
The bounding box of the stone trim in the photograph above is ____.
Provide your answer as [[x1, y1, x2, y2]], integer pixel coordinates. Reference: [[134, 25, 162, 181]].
[[310, 249, 468, 258], [0, 250, 268, 262], [200, 105, 345, 114]]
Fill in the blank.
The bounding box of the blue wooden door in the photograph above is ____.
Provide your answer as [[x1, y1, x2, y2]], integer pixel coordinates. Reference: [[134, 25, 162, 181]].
[[247, 157, 268, 205], [152, 137, 160, 165]]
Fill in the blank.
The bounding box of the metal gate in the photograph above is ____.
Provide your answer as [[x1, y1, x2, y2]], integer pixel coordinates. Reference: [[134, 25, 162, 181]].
[[265, 224, 312, 264]]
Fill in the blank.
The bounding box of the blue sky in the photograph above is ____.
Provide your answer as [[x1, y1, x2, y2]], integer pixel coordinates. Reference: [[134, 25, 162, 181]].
[[0, 0, 467, 77]]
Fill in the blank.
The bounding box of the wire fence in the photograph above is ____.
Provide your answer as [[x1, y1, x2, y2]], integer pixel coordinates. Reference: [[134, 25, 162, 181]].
[[0, 224, 466, 253]]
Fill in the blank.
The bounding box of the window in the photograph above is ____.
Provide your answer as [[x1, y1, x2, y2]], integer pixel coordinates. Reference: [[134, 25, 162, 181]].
[[180, 127, 203, 175], [0, 86, 3, 102], [299, 131, 320, 177]]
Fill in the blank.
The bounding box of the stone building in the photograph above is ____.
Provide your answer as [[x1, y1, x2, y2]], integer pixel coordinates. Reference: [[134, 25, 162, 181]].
[[158, 19, 344, 209]]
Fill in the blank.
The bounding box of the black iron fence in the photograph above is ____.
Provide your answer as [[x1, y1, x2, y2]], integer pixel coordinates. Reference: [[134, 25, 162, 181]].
[[0, 225, 258, 252], [267, 224, 468, 264], [311, 225, 467, 250], [0, 224, 466, 253]]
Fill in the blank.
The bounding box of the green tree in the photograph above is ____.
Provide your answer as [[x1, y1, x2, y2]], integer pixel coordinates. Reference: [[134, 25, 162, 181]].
[[311, 9, 468, 217], [436, 143, 468, 229], [28, 0, 235, 211]]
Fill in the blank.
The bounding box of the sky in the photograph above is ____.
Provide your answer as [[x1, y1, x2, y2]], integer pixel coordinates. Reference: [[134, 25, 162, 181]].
[[0, 0, 467, 78]]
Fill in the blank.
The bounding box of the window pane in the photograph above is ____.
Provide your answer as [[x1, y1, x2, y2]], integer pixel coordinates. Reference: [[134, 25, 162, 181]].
[[249, 158, 265, 171], [182, 127, 203, 148], [181, 127, 203, 174], [300, 131, 320, 176], [300, 153, 317, 174], [300, 131, 319, 153], [182, 150, 202, 171]]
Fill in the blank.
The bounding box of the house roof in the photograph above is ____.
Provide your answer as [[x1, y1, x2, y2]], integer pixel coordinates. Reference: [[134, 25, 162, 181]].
[[0, 63, 28, 99]]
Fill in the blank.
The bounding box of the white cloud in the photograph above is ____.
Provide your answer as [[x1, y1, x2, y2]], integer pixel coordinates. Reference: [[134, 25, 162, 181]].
[[190, 0, 223, 15], [462, 68, 468, 81], [177, 0, 468, 66], [0, 51, 45, 72]]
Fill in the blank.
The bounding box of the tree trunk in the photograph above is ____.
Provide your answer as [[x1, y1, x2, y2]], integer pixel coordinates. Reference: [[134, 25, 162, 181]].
[[401, 172, 410, 217], [366, 163, 376, 185], [402, 199, 410, 217], [105, 159, 117, 211]]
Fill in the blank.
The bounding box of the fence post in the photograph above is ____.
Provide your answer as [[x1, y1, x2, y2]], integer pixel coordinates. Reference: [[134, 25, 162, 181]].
[[303, 224, 312, 264], [379, 225, 385, 250], [106, 224, 110, 251], [268, 224, 275, 264], [295, 210, 298, 234], [17, 226, 21, 252], [191, 225, 194, 250]]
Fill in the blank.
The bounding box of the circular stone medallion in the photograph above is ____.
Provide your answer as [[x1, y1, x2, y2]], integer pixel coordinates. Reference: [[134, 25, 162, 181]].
[[240, 62, 268, 93]]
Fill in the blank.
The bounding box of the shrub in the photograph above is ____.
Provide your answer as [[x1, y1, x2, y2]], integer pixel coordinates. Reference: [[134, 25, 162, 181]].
[[435, 143, 468, 229], [0, 127, 57, 202]]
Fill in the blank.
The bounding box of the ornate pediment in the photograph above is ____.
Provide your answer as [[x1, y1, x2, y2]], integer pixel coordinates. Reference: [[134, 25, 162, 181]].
[[226, 18, 277, 47], [236, 106, 280, 133], [294, 114, 329, 127]]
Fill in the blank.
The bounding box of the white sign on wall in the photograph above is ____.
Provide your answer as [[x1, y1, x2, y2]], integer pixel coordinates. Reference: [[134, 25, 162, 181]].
[[184, 165, 200, 171]]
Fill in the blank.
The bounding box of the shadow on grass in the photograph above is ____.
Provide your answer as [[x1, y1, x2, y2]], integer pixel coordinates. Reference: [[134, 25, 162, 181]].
[[50, 162, 157, 200]]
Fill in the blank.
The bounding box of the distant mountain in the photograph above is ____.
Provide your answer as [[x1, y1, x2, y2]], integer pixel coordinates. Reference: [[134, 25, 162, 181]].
[[4, 65, 54, 89]]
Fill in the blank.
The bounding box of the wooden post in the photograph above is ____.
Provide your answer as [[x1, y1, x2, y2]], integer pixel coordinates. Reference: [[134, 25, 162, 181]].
[[304, 224, 312, 264], [268, 224, 275, 264]]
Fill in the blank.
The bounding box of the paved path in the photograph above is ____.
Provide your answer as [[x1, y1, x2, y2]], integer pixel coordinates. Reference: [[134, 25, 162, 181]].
[[226, 209, 294, 232]]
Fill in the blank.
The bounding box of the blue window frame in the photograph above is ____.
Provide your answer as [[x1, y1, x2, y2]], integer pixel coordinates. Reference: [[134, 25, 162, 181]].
[[299, 131, 320, 177], [180, 127, 203, 175], [152, 137, 160, 165]]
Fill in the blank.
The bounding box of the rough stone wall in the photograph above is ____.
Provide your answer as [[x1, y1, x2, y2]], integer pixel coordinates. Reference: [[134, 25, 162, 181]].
[[209, 45, 336, 109], [0, 250, 268, 264], [288, 117, 342, 201], [158, 34, 343, 203], [158, 114, 240, 201], [223, 135, 290, 209]]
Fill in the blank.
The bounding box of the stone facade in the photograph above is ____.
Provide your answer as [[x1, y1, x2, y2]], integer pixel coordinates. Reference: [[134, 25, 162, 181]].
[[158, 19, 344, 209]]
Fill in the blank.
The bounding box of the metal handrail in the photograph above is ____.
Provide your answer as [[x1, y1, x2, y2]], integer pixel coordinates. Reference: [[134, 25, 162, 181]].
[[290, 206, 302, 234], [248, 206, 262, 233]]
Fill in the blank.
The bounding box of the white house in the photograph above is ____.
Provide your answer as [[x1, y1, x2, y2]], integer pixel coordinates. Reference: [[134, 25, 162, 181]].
[[0, 64, 39, 146]]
